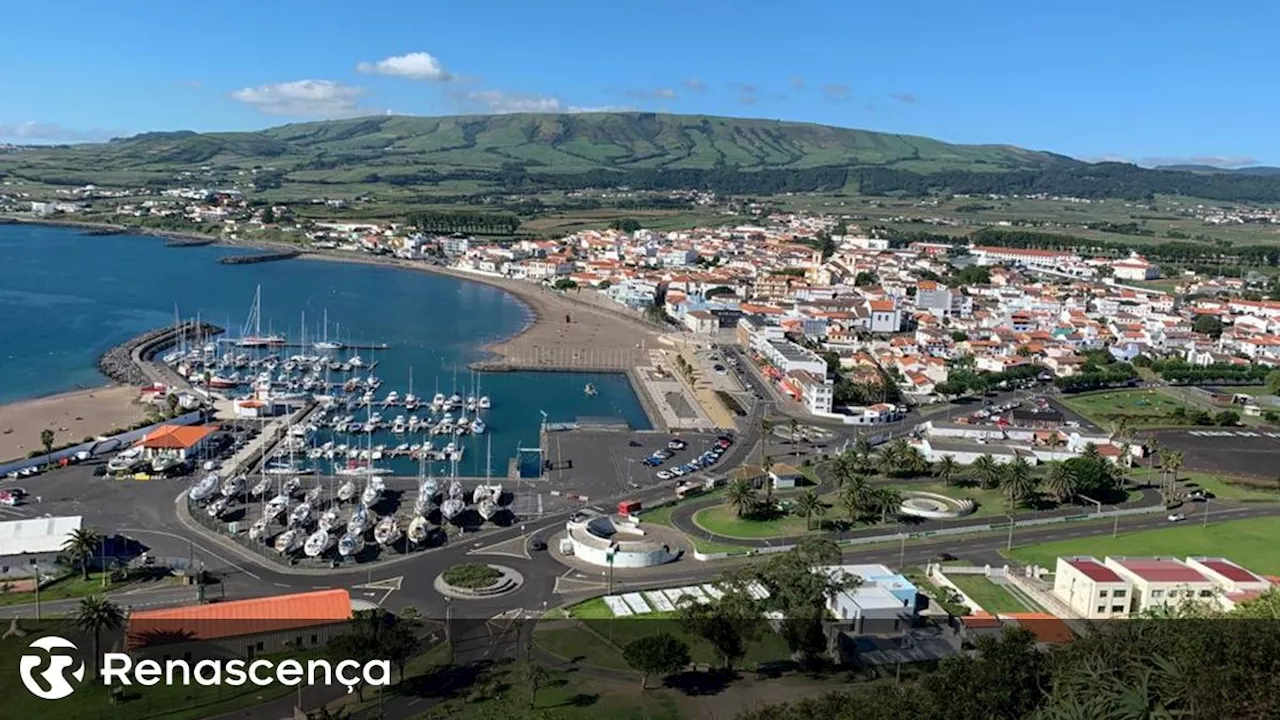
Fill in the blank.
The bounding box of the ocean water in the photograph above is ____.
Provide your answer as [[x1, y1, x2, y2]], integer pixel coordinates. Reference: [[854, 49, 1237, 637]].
[[0, 225, 649, 473]]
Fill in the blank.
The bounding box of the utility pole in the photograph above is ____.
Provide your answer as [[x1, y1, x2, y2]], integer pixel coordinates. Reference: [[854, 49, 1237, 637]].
[[31, 558, 40, 621], [1006, 515, 1015, 551], [898, 533, 907, 571]]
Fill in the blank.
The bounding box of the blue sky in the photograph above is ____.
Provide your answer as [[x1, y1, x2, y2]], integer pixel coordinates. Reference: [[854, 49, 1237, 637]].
[[1, 0, 1275, 166]]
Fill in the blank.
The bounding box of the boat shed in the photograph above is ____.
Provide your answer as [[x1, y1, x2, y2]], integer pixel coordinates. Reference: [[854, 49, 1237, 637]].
[[0, 515, 83, 557]]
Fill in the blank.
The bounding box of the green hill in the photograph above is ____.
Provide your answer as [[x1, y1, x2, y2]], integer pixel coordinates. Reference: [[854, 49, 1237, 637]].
[[0, 112, 1076, 189]]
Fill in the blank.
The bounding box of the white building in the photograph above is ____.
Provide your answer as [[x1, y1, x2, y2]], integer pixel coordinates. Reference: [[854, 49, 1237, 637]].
[[783, 369, 833, 414], [0, 515, 84, 558], [821, 564, 918, 633], [759, 339, 827, 376], [1103, 556, 1218, 613], [1112, 256, 1160, 281], [1052, 557, 1134, 619]]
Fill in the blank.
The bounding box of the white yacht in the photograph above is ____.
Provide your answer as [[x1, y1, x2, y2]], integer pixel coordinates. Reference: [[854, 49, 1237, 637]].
[[207, 497, 230, 519], [248, 518, 270, 542], [478, 498, 498, 521], [188, 474, 219, 502], [317, 507, 340, 533], [274, 528, 303, 554], [338, 532, 363, 558], [374, 516, 403, 546], [477, 395, 491, 409], [281, 476, 302, 497], [336, 479, 357, 503], [361, 476, 385, 506], [264, 493, 289, 520], [250, 476, 273, 498], [470, 417, 486, 435], [288, 502, 312, 528], [408, 515, 430, 544], [347, 503, 374, 535], [221, 475, 245, 497], [304, 528, 332, 557]]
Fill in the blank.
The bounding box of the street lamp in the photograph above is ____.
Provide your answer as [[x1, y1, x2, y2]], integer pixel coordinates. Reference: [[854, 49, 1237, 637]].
[[1005, 514, 1015, 551]]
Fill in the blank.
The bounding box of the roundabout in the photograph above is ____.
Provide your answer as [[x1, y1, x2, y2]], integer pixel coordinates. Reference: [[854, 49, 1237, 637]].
[[434, 563, 525, 600]]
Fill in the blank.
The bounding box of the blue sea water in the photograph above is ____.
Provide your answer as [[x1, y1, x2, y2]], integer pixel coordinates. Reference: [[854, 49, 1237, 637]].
[[0, 225, 649, 474]]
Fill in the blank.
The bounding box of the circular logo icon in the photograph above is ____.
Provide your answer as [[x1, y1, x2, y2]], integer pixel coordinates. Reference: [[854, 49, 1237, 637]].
[[19, 635, 85, 700]]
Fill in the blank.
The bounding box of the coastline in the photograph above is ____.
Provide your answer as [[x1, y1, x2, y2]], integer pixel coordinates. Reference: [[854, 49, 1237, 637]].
[[0, 385, 145, 463]]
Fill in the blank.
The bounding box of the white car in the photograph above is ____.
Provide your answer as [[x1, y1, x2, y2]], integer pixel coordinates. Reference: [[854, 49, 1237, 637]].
[[656, 470, 672, 481], [1167, 513, 1186, 522]]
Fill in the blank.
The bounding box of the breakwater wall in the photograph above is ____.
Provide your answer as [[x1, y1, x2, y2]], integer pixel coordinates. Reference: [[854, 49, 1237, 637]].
[[165, 237, 217, 247], [217, 250, 301, 265], [98, 321, 224, 385]]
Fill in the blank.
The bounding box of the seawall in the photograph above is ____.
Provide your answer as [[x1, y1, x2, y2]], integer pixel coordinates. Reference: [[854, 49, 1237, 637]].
[[98, 321, 224, 386]]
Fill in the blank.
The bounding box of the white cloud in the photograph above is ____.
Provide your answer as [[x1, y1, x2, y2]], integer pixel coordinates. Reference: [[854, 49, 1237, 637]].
[[458, 90, 627, 115], [230, 80, 367, 118], [0, 121, 122, 143], [356, 52, 452, 82], [627, 87, 677, 100]]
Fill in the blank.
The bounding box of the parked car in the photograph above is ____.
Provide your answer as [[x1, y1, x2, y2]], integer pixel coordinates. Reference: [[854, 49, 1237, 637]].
[[656, 470, 673, 481]]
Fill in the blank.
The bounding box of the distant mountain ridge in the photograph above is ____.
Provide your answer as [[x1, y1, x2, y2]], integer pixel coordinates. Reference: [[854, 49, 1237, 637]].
[[1155, 164, 1280, 176], [3, 112, 1280, 203]]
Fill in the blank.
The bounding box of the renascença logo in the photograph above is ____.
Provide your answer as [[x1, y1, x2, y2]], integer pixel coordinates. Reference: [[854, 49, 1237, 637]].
[[18, 634, 391, 699], [20, 636, 85, 700]]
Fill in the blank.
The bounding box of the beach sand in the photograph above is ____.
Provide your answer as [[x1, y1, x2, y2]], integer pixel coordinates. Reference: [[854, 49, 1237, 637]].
[[0, 385, 145, 463]]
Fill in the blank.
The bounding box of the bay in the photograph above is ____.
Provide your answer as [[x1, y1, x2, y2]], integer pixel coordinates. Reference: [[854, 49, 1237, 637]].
[[0, 224, 650, 474]]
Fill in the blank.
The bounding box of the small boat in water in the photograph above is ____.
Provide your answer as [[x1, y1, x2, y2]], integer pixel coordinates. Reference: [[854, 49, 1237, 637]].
[[274, 528, 303, 554], [478, 395, 491, 409], [470, 417, 486, 435], [440, 498, 465, 522], [408, 515, 430, 544], [304, 528, 332, 557], [338, 532, 364, 558], [189, 474, 219, 502], [374, 516, 403, 546], [584, 382, 598, 396]]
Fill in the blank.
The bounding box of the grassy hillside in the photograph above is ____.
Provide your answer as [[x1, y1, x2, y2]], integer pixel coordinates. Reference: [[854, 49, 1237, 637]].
[[0, 112, 1076, 189]]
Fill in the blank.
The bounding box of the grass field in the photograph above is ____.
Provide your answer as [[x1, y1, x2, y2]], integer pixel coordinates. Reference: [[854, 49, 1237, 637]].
[[1129, 467, 1280, 502], [886, 482, 1018, 519], [1006, 516, 1280, 574], [535, 625, 633, 672], [1060, 388, 1189, 428], [693, 504, 818, 539], [0, 571, 156, 607], [945, 574, 1034, 614], [638, 499, 748, 554]]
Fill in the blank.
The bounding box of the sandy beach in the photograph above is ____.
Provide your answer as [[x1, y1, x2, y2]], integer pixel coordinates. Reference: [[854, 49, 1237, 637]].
[[0, 385, 145, 463]]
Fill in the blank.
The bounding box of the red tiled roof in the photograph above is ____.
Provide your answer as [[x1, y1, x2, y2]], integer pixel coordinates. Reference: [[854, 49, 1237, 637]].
[[1196, 558, 1263, 584], [1064, 557, 1124, 583], [136, 424, 219, 450]]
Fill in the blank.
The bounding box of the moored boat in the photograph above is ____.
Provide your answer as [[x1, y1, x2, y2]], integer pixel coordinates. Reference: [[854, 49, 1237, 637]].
[[189, 474, 219, 502], [338, 532, 364, 558], [274, 528, 303, 554], [440, 498, 465, 522], [408, 515, 430, 544], [374, 516, 403, 546]]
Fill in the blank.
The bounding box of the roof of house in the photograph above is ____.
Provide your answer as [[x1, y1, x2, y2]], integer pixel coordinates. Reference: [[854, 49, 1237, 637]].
[[136, 424, 219, 450], [1111, 557, 1209, 584], [0, 515, 83, 557], [960, 613, 1002, 629], [999, 613, 1075, 644], [127, 589, 353, 646], [1192, 557, 1267, 584], [1062, 557, 1125, 583]]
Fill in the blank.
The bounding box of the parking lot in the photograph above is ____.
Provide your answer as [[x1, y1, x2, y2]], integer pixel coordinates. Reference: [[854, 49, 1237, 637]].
[[1150, 428, 1280, 478], [542, 428, 736, 501]]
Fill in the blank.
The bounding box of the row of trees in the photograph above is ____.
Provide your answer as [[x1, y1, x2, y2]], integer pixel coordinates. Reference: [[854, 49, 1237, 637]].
[[407, 210, 520, 235], [935, 363, 1047, 399], [1144, 358, 1273, 385]]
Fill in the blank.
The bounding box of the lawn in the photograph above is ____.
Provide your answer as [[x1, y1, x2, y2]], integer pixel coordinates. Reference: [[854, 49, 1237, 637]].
[[886, 482, 1018, 520], [535, 625, 633, 672], [1061, 388, 1189, 428], [693, 504, 816, 539], [4, 624, 315, 720], [945, 574, 1034, 614], [638, 501, 749, 554], [0, 571, 156, 607], [1006, 516, 1280, 575]]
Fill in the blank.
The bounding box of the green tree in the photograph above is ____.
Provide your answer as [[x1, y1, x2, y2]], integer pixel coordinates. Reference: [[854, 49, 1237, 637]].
[[935, 455, 961, 486], [724, 478, 757, 518], [761, 454, 775, 508], [1266, 368, 1280, 395], [973, 453, 1002, 490], [794, 489, 825, 531], [62, 526, 103, 581], [871, 487, 904, 523], [72, 595, 125, 680], [1000, 456, 1038, 507], [839, 475, 870, 525], [1043, 461, 1079, 504], [623, 633, 691, 689], [262, 205, 276, 224], [675, 586, 758, 672], [40, 428, 55, 465], [1193, 314, 1224, 338]]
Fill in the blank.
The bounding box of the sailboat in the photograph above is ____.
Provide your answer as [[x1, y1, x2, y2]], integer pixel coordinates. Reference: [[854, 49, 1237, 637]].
[[584, 382, 598, 396], [248, 517, 270, 542], [337, 532, 364, 558], [470, 416, 486, 435], [447, 478, 464, 500], [414, 477, 437, 516], [337, 478, 357, 503], [288, 502, 312, 527], [478, 497, 498, 521], [317, 507, 340, 532], [264, 493, 289, 520], [314, 309, 342, 351], [361, 476, 385, 506], [304, 484, 323, 505], [347, 503, 374, 535], [207, 497, 230, 519], [304, 528, 332, 557], [188, 474, 219, 502], [250, 475, 273, 498], [237, 285, 287, 347], [441, 498, 465, 522], [408, 515, 430, 544], [274, 528, 303, 554], [404, 366, 420, 410], [221, 475, 245, 497], [282, 476, 301, 497], [374, 515, 403, 546]]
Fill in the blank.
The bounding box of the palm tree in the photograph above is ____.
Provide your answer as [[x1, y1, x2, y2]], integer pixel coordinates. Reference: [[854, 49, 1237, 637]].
[[840, 476, 869, 525], [40, 428, 55, 466], [934, 456, 961, 486], [830, 449, 859, 489], [852, 437, 873, 473], [724, 478, 757, 519], [1110, 416, 1131, 444], [1000, 456, 1038, 508], [899, 444, 928, 477], [1043, 461, 1079, 504], [63, 527, 103, 581], [872, 487, 904, 524], [1081, 443, 1102, 461], [760, 454, 776, 508], [759, 417, 774, 466], [973, 454, 1002, 490], [73, 595, 125, 680], [794, 489, 825, 531]]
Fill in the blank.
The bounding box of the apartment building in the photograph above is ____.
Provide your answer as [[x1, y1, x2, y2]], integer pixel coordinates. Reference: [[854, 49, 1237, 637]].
[[1052, 557, 1134, 619]]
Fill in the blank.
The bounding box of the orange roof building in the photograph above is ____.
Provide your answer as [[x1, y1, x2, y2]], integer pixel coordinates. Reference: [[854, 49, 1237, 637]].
[[128, 589, 354, 649], [134, 424, 219, 459]]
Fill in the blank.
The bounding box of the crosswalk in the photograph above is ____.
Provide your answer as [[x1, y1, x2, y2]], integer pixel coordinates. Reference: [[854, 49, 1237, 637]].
[[0, 505, 32, 519]]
